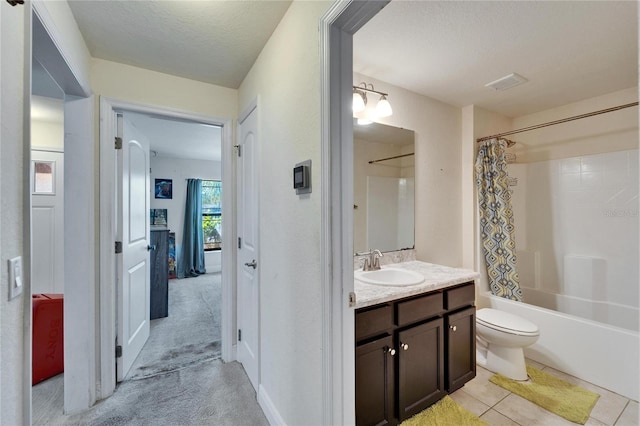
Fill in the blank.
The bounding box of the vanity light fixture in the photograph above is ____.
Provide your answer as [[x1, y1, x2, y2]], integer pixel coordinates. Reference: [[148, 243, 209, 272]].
[[353, 82, 393, 125]]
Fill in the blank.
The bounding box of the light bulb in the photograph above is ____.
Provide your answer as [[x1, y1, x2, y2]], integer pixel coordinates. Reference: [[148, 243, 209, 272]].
[[376, 96, 392, 117], [352, 91, 366, 113]]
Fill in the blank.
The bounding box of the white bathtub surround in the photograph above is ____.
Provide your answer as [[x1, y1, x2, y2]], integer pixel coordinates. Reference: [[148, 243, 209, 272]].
[[352, 260, 479, 309], [563, 255, 607, 302], [509, 149, 639, 330], [479, 291, 639, 401]]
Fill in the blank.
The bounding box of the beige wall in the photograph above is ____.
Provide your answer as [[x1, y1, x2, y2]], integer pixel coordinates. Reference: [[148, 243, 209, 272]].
[[511, 87, 638, 163], [237, 1, 331, 423], [353, 73, 463, 267], [31, 120, 64, 150], [1, 2, 27, 424], [91, 58, 238, 119]]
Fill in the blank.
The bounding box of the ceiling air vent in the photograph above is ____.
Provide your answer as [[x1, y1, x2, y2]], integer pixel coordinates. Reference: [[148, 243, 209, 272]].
[[485, 73, 528, 91]]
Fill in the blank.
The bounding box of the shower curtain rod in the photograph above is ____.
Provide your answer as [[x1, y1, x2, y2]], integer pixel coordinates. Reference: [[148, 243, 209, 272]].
[[476, 102, 638, 143], [368, 152, 414, 164]]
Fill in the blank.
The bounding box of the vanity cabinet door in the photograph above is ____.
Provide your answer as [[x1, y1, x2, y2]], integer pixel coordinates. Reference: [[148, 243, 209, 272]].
[[397, 318, 445, 422], [356, 335, 395, 426], [446, 306, 476, 392]]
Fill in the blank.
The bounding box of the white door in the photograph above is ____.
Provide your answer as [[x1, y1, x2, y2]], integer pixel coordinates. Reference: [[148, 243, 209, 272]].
[[31, 150, 64, 294], [116, 114, 151, 381], [237, 105, 260, 390]]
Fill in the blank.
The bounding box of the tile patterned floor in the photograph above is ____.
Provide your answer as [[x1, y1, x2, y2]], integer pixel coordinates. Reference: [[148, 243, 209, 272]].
[[451, 359, 639, 426]]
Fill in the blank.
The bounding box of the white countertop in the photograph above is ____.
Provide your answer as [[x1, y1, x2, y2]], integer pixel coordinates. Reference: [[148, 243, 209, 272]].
[[352, 261, 480, 309]]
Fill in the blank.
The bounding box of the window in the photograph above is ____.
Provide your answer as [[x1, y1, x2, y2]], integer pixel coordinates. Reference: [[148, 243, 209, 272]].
[[202, 180, 222, 251]]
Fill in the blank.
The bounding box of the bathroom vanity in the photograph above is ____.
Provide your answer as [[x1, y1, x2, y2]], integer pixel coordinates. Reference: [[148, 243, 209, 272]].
[[353, 261, 479, 426]]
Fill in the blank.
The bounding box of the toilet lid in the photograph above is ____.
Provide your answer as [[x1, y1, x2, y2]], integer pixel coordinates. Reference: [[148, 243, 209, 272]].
[[477, 308, 539, 336]]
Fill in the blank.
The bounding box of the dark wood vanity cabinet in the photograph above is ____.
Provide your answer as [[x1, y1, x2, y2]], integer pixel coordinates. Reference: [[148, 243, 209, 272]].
[[356, 335, 395, 426], [446, 306, 476, 392], [355, 282, 475, 426]]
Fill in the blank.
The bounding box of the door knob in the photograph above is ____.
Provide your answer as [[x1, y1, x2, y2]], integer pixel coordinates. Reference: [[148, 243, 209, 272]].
[[450, 325, 457, 332], [147, 244, 156, 251], [244, 259, 257, 269], [387, 347, 396, 356], [401, 343, 409, 351]]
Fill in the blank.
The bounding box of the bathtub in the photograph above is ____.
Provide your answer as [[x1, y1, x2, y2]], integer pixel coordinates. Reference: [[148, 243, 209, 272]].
[[478, 291, 639, 401], [522, 286, 639, 332]]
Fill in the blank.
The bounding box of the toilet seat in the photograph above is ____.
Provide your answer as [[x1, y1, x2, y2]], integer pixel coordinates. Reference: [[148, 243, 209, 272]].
[[477, 308, 539, 337]]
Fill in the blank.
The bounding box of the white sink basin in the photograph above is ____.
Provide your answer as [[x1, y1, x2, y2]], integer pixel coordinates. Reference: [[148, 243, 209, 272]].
[[355, 267, 425, 287]]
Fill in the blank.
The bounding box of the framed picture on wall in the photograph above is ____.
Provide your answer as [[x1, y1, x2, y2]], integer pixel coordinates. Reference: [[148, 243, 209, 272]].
[[155, 179, 173, 199], [150, 209, 168, 226]]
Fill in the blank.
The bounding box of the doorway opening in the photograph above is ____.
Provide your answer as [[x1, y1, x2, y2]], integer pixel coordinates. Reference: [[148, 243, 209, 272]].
[[97, 97, 235, 402], [116, 111, 224, 382], [29, 5, 94, 422]]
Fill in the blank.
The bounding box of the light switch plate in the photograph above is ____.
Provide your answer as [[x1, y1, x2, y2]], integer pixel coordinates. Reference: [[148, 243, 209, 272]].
[[8, 256, 23, 300]]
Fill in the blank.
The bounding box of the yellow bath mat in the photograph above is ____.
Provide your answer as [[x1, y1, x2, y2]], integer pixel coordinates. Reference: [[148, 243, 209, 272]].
[[490, 365, 600, 424], [401, 395, 488, 426]]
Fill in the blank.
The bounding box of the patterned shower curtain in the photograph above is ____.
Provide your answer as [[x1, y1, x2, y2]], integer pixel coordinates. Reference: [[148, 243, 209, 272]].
[[178, 179, 206, 278], [475, 138, 523, 301]]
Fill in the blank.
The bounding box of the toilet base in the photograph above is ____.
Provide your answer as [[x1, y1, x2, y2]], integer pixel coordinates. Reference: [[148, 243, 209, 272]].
[[477, 344, 528, 381]]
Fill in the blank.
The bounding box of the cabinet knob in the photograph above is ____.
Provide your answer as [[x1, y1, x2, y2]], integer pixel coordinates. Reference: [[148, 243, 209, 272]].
[[401, 343, 409, 351], [387, 348, 396, 356], [450, 325, 457, 332]]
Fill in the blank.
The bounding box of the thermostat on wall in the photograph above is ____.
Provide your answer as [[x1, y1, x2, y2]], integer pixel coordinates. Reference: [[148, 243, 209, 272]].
[[293, 160, 311, 195]]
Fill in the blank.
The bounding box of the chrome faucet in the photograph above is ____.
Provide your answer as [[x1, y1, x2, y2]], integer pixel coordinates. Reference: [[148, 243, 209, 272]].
[[358, 249, 383, 271]]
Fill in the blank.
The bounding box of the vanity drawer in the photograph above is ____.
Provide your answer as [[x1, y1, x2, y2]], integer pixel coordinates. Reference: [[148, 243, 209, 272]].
[[397, 292, 443, 327], [356, 304, 393, 341], [445, 282, 475, 311]]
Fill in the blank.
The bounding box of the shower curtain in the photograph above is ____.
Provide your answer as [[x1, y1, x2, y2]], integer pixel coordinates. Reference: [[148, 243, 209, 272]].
[[178, 179, 206, 278], [475, 138, 523, 302]]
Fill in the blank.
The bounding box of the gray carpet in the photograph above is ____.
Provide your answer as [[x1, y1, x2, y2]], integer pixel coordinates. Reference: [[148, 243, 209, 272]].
[[126, 272, 222, 380], [33, 273, 267, 425]]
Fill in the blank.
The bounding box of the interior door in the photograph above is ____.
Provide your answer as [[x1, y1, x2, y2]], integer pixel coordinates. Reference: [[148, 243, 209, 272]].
[[31, 150, 64, 294], [116, 114, 151, 381], [237, 105, 260, 390]]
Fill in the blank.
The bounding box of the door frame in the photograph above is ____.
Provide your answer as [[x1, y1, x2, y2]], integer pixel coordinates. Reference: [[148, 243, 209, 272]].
[[98, 97, 235, 398], [28, 2, 94, 418], [319, 1, 389, 424]]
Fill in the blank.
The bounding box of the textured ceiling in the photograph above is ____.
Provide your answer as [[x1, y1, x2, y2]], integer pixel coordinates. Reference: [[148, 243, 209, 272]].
[[68, 0, 292, 88], [354, 1, 638, 117]]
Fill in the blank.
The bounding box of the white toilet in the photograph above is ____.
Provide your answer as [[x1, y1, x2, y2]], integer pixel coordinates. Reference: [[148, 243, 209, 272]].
[[476, 308, 540, 381]]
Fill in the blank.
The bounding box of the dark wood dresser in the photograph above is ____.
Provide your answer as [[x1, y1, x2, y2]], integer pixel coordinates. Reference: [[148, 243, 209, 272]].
[[150, 228, 169, 319]]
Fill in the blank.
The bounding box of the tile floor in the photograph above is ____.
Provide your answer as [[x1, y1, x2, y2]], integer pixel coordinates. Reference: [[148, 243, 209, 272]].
[[450, 359, 639, 426]]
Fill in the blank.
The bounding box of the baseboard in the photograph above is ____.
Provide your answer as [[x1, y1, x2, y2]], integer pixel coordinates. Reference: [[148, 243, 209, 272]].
[[229, 344, 237, 362], [258, 385, 286, 426]]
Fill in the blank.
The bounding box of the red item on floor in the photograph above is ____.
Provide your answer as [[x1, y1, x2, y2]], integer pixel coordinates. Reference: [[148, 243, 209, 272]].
[[32, 294, 64, 385]]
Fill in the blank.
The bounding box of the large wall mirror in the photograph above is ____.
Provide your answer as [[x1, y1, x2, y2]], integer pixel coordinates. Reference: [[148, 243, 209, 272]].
[[354, 120, 415, 253]]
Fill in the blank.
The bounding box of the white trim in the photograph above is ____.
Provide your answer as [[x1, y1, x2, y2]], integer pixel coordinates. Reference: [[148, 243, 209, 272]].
[[258, 385, 286, 426], [63, 96, 96, 413], [319, 2, 389, 424], [23, 6, 33, 424], [98, 97, 117, 398], [31, 146, 64, 153], [221, 103, 235, 362], [98, 97, 235, 397], [31, 1, 91, 97]]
